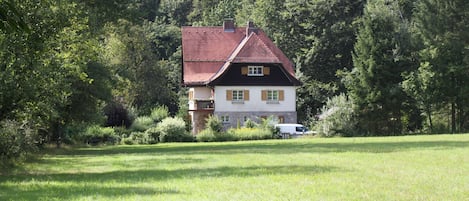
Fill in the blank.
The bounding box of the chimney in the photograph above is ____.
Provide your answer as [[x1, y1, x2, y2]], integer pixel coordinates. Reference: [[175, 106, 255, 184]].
[[246, 21, 258, 37], [223, 19, 235, 32]]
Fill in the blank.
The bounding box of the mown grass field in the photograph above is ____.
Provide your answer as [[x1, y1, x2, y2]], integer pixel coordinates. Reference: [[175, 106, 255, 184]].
[[1, 134, 469, 201]]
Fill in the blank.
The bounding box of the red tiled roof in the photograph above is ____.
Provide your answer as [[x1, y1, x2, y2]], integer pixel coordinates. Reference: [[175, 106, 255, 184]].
[[182, 24, 297, 86]]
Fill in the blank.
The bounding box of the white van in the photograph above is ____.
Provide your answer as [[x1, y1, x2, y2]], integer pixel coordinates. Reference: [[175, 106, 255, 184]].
[[275, 123, 314, 138]]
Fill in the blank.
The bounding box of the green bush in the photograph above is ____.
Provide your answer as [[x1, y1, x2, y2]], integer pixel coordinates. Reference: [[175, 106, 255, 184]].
[[144, 127, 161, 144], [150, 105, 169, 123], [158, 117, 194, 142], [130, 116, 154, 132], [196, 128, 235, 142], [206, 115, 223, 133], [81, 125, 120, 145], [63, 123, 87, 144], [228, 127, 273, 141], [315, 94, 357, 137], [259, 116, 280, 137], [244, 118, 257, 128], [113, 126, 131, 138], [123, 132, 150, 144], [0, 120, 39, 167], [196, 129, 217, 142]]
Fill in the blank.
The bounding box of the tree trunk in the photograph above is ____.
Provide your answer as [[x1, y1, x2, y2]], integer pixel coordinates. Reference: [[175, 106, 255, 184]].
[[451, 102, 456, 134], [426, 105, 433, 132]]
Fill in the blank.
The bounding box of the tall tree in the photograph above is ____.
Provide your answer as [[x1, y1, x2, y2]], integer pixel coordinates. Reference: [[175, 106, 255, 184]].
[[0, 0, 113, 145], [412, 0, 469, 133], [275, 0, 364, 122], [345, 0, 418, 135]]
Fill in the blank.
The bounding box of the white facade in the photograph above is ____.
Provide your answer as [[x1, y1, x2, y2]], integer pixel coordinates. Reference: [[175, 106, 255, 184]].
[[214, 86, 296, 112]]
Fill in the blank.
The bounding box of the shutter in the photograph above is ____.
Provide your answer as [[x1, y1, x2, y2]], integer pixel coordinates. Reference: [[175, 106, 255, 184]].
[[263, 67, 270, 75], [188, 91, 194, 100], [261, 90, 267, 101], [244, 90, 249, 101], [241, 67, 248, 75], [226, 90, 233, 100], [279, 90, 284, 101]]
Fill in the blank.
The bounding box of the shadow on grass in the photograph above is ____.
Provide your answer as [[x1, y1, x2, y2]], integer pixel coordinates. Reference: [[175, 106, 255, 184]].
[[0, 164, 338, 200], [0, 185, 180, 200], [51, 139, 469, 156]]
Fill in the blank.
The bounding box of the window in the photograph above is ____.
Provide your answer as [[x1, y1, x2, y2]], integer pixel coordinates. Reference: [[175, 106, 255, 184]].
[[296, 126, 306, 132], [232, 90, 244, 101], [221, 116, 230, 124], [267, 90, 278, 101], [227, 90, 249, 103], [248, 66, 263, 76], [261, 90, 284, 103]]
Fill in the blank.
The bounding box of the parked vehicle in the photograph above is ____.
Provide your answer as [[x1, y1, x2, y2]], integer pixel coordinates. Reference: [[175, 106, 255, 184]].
[[274, 123, 314, 138]]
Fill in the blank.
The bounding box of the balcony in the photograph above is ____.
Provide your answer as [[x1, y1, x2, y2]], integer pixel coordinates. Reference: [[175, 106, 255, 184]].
[[190, 100, 214, 111]]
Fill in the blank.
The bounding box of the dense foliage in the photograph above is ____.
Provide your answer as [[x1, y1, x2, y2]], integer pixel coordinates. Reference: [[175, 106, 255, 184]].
[[1, 0, 468, 163]]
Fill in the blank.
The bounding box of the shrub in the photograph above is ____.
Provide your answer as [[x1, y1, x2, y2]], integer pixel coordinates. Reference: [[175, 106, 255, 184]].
[[244, 118, 257, 128], [0, 120, 39, 167], [130, 116, 154, 132], [144, 127, 161, 144], [206, 115, 223, 133], [259, 116, 280, 136], [228, 127, 273, 141], [150, 105, 169, 123], [113, 126, 131, 138], [63, 123, 87, 144], [196, 129, 217, 142], [125, 132, 150, 144], [315, 94, 357, 137], [103, 101, 132, 128], [158, 117, 193, 142], [81, 125, 120, 145]]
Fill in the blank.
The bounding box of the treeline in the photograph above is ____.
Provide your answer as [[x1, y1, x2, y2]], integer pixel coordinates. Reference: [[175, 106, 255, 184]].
[[0, 0, 468, 161]]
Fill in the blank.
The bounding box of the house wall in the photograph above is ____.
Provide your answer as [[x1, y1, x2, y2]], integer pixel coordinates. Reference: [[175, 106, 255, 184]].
[[214, 86, 296, 112], [213, 85, 297, 128]]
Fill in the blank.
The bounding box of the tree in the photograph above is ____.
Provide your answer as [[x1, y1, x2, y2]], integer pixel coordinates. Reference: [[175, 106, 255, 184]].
[[412, 0, 469, 133], [345, 0, 419, 135]]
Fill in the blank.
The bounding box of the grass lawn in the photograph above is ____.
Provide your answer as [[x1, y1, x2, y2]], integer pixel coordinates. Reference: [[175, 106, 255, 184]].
[[1, 134, 469, 201]]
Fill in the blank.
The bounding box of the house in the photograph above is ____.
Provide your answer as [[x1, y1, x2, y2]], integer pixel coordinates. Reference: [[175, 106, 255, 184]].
[[182, 20, 301, 134]]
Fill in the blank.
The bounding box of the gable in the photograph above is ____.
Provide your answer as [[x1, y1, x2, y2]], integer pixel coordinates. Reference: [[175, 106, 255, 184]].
[[230, 33, 281, 63]]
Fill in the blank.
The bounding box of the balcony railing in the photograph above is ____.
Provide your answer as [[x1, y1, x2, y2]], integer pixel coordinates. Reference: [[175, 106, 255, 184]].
[[192, 100, 214, 111]]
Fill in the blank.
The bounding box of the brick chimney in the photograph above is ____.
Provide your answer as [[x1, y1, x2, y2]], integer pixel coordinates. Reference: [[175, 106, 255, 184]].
[[223, 19, 235, 32], [246, 21, 258, 37]]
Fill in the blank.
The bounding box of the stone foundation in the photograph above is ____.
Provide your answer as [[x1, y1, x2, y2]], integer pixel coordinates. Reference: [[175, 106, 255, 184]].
[[213, 111, 297, 129]]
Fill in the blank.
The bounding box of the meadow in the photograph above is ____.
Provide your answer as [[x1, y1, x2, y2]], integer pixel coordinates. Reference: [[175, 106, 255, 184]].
[[1, 134, 468, 201]]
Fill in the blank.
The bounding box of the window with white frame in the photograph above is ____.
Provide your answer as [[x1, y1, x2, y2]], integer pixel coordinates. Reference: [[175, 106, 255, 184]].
[[221, 116, 230, 124], [267, 90, 279, 101], [232, 90, 244, 101], [248, 66, 263, 76]]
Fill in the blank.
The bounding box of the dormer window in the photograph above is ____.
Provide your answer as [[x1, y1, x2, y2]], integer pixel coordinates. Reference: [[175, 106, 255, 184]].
[[248, 66, 263, 76]]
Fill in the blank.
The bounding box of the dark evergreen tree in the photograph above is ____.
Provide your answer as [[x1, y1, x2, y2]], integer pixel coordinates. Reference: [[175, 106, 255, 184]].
[[346, 0, 419, 135], [411, 0, 469, 133]]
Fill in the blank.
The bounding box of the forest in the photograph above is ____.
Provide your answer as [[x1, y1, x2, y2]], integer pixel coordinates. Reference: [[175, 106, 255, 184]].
[[0, 0, 468, 161]]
